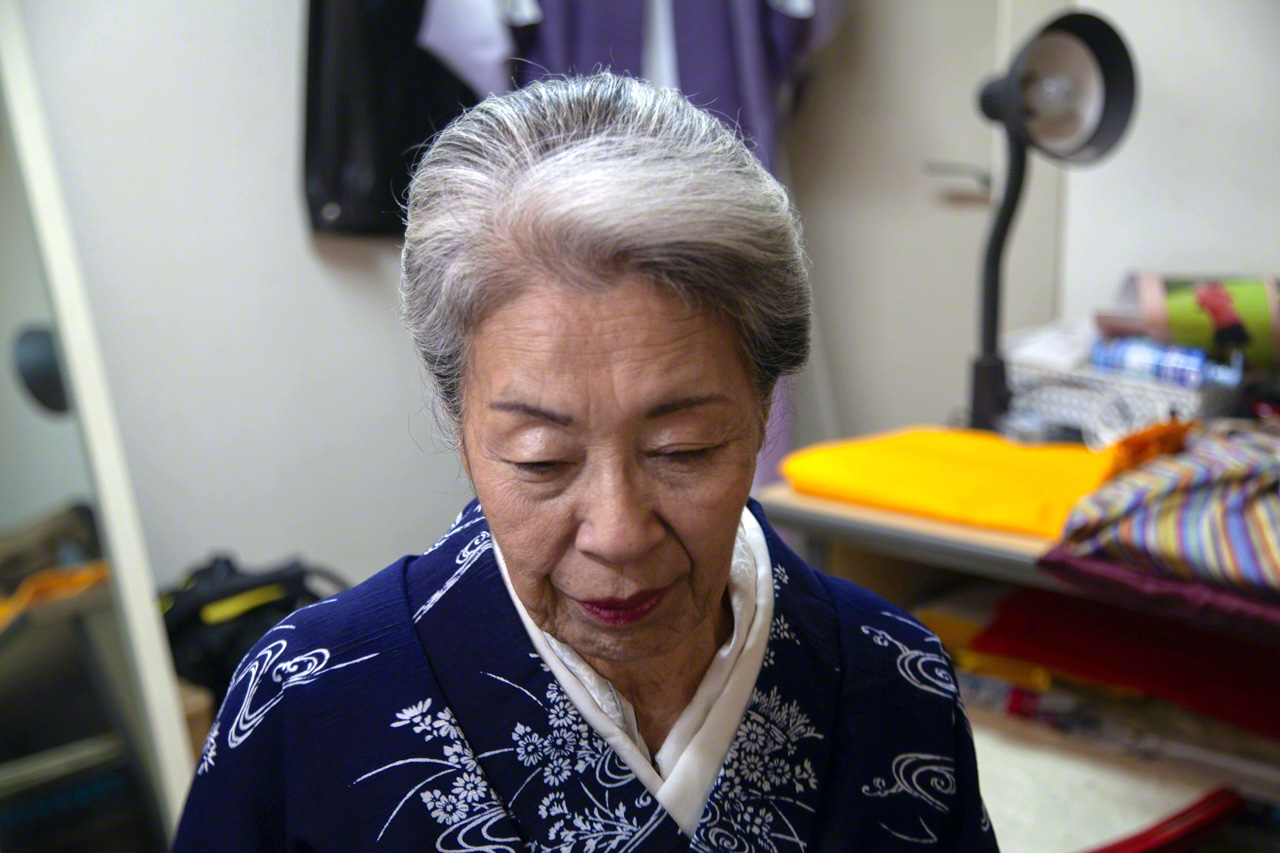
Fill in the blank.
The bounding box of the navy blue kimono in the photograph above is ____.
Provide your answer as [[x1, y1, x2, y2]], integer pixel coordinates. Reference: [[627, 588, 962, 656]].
[[173, 500, 997, 851]]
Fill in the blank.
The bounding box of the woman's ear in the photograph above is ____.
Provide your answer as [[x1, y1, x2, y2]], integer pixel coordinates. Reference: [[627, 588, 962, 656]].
[[457, 429, 472, 480], [757, 392, 774, 454]]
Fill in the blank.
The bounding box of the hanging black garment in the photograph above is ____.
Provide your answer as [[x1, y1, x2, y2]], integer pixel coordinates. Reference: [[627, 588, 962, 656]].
[[304, 0, 478, 235]]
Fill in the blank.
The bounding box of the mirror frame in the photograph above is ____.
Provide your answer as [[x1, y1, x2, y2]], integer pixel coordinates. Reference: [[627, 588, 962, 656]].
[[0, 0, 193, 835]]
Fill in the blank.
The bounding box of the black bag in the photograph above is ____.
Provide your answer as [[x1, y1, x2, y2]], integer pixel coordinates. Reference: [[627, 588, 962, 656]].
[[162, 556, 348, 706]]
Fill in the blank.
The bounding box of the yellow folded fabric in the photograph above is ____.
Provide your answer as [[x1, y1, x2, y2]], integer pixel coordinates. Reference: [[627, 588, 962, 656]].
[[780, 425, 1186, 539]]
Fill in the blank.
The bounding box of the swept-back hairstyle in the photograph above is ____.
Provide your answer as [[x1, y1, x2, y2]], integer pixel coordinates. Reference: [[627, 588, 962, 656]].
[[401, 73, 809, 431]]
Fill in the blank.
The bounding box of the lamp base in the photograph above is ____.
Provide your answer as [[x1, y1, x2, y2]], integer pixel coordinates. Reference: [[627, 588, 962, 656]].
[[969, 355, 1010, 431]]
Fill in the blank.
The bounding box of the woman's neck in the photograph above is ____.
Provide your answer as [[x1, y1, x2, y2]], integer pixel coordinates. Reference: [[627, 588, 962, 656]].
[[585, 592, 733, 755]]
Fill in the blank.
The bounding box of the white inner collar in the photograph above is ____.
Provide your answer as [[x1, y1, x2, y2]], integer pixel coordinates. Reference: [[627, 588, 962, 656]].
[[494, 506, 774, 836]]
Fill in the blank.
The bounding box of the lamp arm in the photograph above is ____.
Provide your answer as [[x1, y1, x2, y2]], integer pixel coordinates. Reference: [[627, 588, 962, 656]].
[[969, 128, 1029, 430], [980, 128, 1029, 359]]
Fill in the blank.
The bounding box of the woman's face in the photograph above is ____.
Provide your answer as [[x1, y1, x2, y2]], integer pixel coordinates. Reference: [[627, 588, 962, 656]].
[[460, 278, 763, 666]]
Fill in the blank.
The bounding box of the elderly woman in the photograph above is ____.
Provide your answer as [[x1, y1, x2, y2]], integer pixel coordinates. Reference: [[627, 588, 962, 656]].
[[174, 74, 995, 852]]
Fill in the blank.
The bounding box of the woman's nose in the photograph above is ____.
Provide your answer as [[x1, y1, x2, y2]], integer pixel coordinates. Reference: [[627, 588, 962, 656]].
[[574, 463, 665, 567]]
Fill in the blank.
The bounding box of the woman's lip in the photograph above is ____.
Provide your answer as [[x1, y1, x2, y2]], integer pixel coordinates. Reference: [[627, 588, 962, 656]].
[[583, 590, 663, 609], [576, 588, 667, 626]]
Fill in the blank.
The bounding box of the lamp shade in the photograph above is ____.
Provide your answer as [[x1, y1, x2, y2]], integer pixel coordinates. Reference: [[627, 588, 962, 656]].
[[980, 12, 1135, 163]]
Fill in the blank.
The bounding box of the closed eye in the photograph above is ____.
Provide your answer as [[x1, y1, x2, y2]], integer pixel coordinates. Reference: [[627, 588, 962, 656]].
[[654, 444, 725, 464], [664, 449, 711, 461], [509, 460, 566, 475]]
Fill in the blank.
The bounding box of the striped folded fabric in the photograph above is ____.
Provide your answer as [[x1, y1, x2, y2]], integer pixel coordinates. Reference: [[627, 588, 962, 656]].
[[1058, 423, 1280, 599]]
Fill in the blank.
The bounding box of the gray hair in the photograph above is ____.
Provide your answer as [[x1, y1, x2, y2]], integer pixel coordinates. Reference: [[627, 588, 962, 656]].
[[400, 73, 810, 433]]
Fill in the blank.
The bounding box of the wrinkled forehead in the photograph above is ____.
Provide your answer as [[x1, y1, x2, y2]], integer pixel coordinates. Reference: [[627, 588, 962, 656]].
[[461, 279, 757, 426]]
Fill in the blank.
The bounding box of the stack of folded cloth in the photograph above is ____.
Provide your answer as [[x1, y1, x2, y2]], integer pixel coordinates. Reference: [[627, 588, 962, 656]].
[[1043, 420, 1280, 633], [782, 421, 1280, 633]]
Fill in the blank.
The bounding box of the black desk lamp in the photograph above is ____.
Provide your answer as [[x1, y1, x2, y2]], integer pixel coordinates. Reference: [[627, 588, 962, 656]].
[[970, 12, 1136, 431]]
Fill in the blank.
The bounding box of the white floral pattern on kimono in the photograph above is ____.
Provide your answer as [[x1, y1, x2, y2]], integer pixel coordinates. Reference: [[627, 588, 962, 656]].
[[357, 673, 669, 851], [691, 687, 823, 852]]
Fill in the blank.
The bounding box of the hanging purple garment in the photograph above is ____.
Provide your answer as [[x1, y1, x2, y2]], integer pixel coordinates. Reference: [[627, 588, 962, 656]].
[[513, 0, 843, 173], [674, 2, 810, 174], [513, 0, 647, 88]]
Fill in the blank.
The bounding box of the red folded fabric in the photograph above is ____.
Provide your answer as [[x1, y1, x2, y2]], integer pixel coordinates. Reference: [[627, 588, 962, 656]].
[[970, 587, 1280, 739]]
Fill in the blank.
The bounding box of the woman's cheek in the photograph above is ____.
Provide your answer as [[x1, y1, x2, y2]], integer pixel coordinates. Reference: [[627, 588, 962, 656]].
[[677, 457, 755, 507], [508, 550, 560, 621]]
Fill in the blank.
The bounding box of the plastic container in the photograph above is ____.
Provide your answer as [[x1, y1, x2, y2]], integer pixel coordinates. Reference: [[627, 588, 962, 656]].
[[1089, 337, 1242, 389]]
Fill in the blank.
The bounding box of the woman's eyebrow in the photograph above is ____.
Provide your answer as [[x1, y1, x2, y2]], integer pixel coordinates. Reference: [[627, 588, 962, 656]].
[[646, 394, 730, 419], [489, 400, 574, 426]]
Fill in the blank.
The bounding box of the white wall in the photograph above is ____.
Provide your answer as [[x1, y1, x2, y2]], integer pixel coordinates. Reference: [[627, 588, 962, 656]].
[[18, 1, 468, 587], [784, 0, 1064, 440], [0, 86, 94, 534], [1060, 0, 1280, 319]]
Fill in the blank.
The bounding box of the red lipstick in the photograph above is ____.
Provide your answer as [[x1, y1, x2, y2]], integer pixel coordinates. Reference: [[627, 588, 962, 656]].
[[577, 588, 666, 627]]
